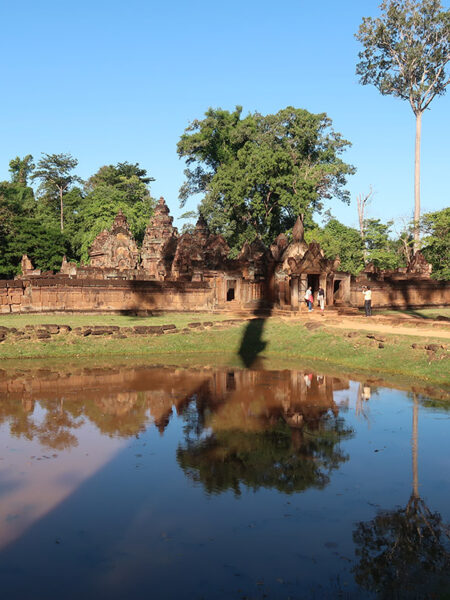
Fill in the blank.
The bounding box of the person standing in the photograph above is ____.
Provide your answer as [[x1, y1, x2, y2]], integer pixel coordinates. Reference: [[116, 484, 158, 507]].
[[304, 286, 313, 312], [363, 286, 372, 317], [318, 286, 325, 313]]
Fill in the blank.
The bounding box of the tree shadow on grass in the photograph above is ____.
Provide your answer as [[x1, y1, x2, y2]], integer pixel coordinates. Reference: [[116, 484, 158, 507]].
[[238, 299, 273, 368]]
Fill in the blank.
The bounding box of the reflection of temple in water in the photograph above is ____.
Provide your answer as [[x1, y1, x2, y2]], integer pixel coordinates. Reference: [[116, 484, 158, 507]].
[[0, 366, 350, 445]]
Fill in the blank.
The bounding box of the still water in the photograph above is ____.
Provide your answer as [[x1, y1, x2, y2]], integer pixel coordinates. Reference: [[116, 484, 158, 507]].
[[0, 364, 449, 599]]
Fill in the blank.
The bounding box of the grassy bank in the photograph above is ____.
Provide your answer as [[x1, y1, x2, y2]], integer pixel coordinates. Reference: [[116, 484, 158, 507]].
[[0, 312, 227, 329], [0, 315, 448, 393]]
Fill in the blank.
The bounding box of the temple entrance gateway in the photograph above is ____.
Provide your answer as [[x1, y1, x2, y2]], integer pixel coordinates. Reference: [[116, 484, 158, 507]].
[[226, 280, 236, 302]]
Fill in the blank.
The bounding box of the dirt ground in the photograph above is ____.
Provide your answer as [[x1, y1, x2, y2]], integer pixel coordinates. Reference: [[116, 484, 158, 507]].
[[282, 311, 450, 340]]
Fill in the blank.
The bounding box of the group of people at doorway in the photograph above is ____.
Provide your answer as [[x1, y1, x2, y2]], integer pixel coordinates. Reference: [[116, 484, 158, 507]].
[[304, 286, 325, 312], [303, 284, 372, 316]]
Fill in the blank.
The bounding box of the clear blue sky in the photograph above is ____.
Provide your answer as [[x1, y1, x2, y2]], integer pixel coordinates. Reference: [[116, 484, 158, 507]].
[[1, 0, 448, 233]]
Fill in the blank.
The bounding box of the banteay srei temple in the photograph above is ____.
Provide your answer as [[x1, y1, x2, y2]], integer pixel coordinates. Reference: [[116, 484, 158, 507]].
[[1, 197, 449, 314]]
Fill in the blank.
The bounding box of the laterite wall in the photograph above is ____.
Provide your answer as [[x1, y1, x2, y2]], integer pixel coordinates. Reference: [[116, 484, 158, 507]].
[[0, 278, 215, 314]]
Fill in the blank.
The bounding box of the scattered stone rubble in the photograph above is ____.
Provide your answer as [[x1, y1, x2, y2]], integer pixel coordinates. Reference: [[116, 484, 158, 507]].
[[0, 319, 252, 342]]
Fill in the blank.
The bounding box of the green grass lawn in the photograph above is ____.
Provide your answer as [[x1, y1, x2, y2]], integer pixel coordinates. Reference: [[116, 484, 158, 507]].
[[1, 317, 448, 393], [0, 312, 228, 329]]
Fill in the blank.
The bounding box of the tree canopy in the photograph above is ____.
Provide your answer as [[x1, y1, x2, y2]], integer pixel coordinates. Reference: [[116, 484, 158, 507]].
[[178, 106, 355, 252], [356, 0, 450, 249], [0, 155, 155, 277], [356, 0, 449, 111], [306, 218, 365, 275], [9, 155, 35, 186], [0, 181, 67, 276], [421, 206, 450, 279], [77, 162, 155, 261], [31, 153, 82, 232]]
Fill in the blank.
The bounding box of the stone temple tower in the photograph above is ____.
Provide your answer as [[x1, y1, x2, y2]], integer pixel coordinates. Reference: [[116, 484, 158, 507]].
[[141, 197, 178, 279], [89, 209, 139, 270]]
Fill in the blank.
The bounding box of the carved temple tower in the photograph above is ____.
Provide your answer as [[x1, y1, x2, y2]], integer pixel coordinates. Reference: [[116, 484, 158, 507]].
[[141, 197, 178, 280], [89, 210, 139, 270]]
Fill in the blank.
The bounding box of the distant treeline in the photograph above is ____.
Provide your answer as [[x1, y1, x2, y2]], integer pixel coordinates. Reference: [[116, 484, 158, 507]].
[[0, 155, 155, 278]]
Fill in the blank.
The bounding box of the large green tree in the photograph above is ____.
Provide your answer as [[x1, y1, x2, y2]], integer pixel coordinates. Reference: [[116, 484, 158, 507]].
[[0, 181, 66, 277], [306, 217, 365, 275], [78, 162, 155, 261], [421, 206, 450, 279], [85, 161, 154, 191], [364, 218, 404, 269], [31, 153, 82, 232], [178, 106, 355, 252], [356, 0, 450, 251], [8, 155, 35, 186]]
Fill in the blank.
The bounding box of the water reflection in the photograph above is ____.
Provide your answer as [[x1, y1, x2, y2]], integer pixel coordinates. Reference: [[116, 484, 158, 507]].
[[353, 394, 450, 598], [0, 366, 352, 448], [177, 371, 353, 495], [0, 364, 449, 599]]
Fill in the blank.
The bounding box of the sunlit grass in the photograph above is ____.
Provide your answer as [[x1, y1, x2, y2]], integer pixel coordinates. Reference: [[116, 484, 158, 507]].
[[0, 317, 448, 390], [0, 312, 228, 329]]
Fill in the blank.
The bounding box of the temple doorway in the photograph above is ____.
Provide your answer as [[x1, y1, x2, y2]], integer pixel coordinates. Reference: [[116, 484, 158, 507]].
[[227, 280, 236, 301], [307, 274, 320, 293]]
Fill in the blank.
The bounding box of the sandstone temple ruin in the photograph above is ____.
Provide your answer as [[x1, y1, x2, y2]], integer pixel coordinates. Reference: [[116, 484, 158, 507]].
[[1, 197, 448, 314]]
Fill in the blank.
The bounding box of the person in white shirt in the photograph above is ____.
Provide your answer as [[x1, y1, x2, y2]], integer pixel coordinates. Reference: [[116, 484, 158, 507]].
[[363, 286, 372, 317], [304, 287, 313, 311]]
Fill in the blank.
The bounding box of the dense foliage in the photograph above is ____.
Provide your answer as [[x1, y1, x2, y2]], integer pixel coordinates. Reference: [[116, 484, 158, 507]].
[[77, 162, 155, 262], [178, 106, 355, 252], [305, 218, 365, 275], [0, 147, 448, 280], [0, 181, 67, 276], [421, 207, 450, 279], [0, 155, 155, 277]]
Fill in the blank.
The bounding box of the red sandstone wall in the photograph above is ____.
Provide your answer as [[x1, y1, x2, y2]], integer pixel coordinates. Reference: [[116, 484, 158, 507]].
[[0, 278, 215, 314], [1, 275, 448, 315], [350, 276, 450, 308]]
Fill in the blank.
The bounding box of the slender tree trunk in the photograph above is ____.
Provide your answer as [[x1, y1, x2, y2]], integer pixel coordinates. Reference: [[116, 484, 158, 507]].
[[60, 187, 64, 232], [413, 111, 422, 253], [412, 394, 419, 498]]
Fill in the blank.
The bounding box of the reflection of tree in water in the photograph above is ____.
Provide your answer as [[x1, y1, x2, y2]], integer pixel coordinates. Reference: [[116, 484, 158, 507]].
[[36, 399, 83, 450], [75, 392, 151, 438], [177, 410, 353, 495], [0, 393, 151, 449], [2, 400, 38, 442], [0, 398, 84, 450], [353, 395, 450, 598]]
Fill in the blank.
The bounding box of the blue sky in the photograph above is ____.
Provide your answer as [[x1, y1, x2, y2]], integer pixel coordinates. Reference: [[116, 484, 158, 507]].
[[1, 0, 448, 233]]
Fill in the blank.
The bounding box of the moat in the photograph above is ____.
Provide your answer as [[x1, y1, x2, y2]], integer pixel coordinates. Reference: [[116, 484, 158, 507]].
[[0, 363, 449, 599]]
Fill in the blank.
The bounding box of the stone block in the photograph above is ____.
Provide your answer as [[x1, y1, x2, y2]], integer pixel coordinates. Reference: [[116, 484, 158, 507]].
[[40, 324, 60, 334], [36, 330, 51, 339], [91, 326, 119, 335], [133, 326, 164, 335]]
